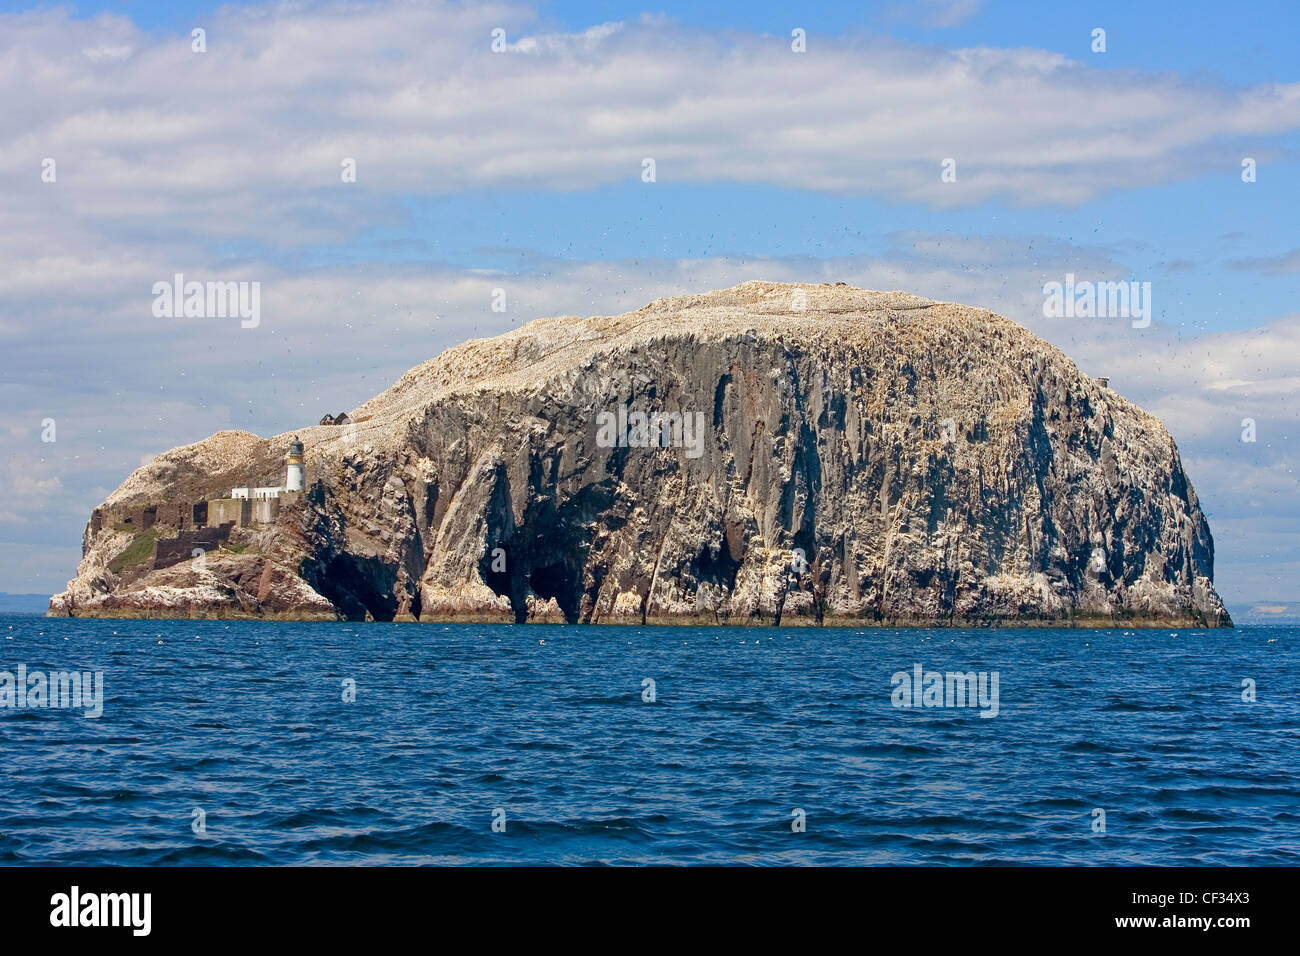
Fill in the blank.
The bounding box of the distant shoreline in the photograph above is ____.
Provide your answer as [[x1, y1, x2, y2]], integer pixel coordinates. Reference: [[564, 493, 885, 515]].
[[0, 594, 52, 614]]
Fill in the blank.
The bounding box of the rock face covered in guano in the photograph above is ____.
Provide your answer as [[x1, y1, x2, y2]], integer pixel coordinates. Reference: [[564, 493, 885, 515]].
[[50, 282, 1231, 626]]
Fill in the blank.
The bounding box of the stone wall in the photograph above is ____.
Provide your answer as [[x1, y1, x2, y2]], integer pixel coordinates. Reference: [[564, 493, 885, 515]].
[[91, 500, 203, 535], [207, 498, 251, 527], [250, 498, 280, 524], [153, 523, 235, 570], [91, 491, 288, 540]]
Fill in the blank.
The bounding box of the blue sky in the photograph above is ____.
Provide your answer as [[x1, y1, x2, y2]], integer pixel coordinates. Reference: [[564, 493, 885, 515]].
[[2, 0, 1299, 612]]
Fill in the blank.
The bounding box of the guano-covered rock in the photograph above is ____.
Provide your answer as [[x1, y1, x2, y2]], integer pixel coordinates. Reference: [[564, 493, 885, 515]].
[[50, 282, 1231, 627]]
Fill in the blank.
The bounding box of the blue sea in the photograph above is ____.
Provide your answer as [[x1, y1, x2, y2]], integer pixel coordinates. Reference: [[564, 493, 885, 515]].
[[1, 614, 1296, 865]]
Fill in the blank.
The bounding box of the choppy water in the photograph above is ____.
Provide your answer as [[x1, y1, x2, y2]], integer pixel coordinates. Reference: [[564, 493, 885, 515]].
[[1, 614, 1296, 865]]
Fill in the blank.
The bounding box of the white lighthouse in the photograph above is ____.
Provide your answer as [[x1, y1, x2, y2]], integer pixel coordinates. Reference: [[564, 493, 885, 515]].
[[286, 436, 305, 491]]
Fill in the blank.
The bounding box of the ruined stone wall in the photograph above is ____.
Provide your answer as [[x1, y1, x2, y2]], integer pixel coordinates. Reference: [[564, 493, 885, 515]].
[[153, 523, 234, 570]]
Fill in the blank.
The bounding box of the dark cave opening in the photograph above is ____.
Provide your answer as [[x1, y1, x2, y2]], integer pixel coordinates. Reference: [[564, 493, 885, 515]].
[[480, 547, 512, 601], [528, 561, 582, 624], [696, 539, 743, 594], [314, 553, 399, 622]]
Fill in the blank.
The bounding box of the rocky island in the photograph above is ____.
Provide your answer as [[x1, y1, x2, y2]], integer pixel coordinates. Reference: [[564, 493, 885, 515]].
[[50, 282, 1231, 627]]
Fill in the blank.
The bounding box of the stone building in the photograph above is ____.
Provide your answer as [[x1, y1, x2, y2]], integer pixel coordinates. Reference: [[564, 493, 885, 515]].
[[92, 436, 310, 575]]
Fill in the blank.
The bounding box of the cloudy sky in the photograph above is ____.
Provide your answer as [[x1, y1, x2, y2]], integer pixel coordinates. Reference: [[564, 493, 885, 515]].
[[2, 0, 1299, 613]]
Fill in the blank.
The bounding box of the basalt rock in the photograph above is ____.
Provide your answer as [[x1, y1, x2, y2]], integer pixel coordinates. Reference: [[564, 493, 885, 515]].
[[49, 282, 1231, 627]]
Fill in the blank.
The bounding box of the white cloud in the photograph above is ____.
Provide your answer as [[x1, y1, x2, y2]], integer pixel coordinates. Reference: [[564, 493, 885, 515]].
[[81, 44, 134, 63], [6, 456, 63, 507], [1, 0, 1297, 239]]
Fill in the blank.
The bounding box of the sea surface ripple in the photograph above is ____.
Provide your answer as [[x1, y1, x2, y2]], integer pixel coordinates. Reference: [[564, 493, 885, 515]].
[[1, 615, 1296, 865]]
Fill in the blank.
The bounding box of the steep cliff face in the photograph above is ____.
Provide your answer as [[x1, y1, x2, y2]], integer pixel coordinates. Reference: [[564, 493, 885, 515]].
[[50, 282, 1231, 626]]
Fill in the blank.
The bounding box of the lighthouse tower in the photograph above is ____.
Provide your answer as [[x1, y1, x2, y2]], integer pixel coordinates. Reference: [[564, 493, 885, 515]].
[[286, 437, 305, 491]]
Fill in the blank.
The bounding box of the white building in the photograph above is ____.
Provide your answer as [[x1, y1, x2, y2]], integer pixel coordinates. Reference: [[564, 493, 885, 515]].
[[231, 437, 306, 500], [230, 486, 284, 500]]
